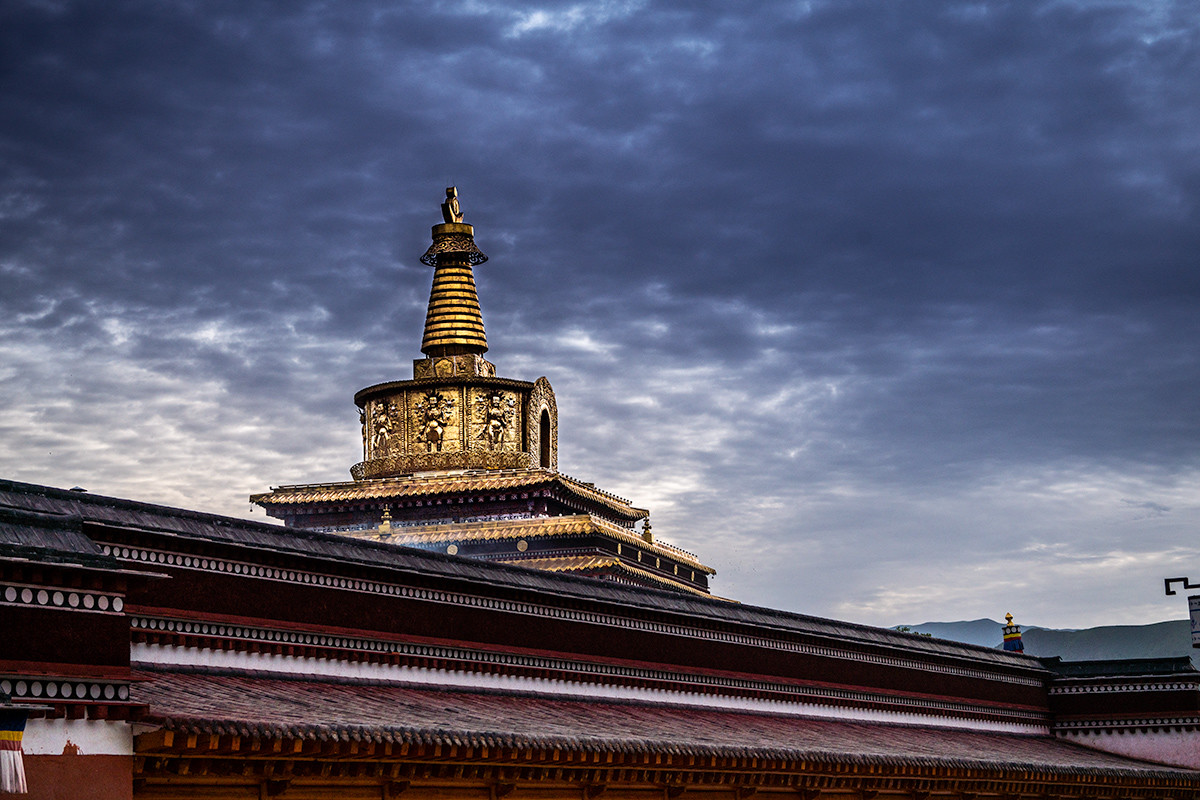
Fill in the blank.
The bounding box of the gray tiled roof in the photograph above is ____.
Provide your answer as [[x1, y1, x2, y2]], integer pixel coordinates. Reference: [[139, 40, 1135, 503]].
[[0, 504, 118, 568], [134, 666, 1195, 779]]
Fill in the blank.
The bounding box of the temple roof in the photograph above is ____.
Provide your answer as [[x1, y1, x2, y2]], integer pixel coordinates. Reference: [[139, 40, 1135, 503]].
[[251, 469, 648, 522], [133, 666, 1196, 781]]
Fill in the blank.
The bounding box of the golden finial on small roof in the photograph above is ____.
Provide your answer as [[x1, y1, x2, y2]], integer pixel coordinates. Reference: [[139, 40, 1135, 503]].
[[642, 518, 653, 544], [1005, 612, 1014, 626], [378, 507, 392, 534]]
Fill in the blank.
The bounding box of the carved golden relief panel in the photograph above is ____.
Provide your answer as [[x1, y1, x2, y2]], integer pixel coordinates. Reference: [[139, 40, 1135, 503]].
[[473, 355, 496, 377], [409, 388, 462, 454], [366, 396, 403, 460], [469, 388, 521, 453]]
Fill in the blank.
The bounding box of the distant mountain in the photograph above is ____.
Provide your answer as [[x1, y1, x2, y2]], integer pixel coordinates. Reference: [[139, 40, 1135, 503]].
[[896, 618, 1194, 663], [1023, 620, 1191, 662]]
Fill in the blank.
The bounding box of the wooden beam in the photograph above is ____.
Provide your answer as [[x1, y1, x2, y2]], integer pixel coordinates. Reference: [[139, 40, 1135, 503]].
[[134, 729, 175, 753]]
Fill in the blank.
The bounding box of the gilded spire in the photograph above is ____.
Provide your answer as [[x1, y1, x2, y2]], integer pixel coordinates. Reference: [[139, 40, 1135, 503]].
[[420, 188, 489, 357]]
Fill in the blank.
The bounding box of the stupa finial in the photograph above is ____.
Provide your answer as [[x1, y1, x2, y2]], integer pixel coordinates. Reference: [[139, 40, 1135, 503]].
[[419, 187, 489, 356]]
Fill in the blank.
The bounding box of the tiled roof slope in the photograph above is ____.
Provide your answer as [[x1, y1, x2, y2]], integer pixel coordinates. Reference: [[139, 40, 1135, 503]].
[[134, 667, 1194, 779], [0, 504, 120, 568], [0, 478, 1040, 673], [250, 469, 648, 522]]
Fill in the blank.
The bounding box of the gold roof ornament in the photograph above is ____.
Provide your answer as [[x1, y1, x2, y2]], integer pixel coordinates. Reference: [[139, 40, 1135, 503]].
[[420, 187, 489, 356], [441, 186, 464, 223]]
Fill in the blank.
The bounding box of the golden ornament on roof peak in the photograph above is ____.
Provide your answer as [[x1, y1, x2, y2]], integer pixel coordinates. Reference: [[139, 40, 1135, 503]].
[[441, 187, 465, 224]]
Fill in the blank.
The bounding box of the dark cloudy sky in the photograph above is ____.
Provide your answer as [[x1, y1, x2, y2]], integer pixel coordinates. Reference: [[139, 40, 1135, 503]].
[[2, 0, 1198, 629]]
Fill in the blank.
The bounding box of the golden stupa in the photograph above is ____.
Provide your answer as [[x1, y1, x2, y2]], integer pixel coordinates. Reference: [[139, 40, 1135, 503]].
[[252, 188, 714, 595]]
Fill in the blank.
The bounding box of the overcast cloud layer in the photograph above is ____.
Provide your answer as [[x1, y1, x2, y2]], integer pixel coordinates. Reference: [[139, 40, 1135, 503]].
[[2, 0, 1198, 629]]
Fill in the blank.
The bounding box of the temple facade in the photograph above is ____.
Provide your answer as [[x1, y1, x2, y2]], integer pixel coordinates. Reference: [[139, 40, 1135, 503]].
[[252, 190, 714, 596]]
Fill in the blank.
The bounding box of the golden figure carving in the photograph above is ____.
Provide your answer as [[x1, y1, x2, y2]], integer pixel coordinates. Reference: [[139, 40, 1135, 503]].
[[370, 400, 396, 458], [441, 187, 464, 224], [485, 394, 511, 449], [414, 392, 455, 453], [474, 392, 516, 451]]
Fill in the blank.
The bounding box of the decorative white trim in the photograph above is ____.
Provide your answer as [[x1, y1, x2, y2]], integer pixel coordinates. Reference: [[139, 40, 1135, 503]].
[[0, 582, 124, 614], [1055, 717, 1200, 731], [132, 642, 1048, 736], [1050, 681, 1200, 695], [0, 676, 130, 703], [22, 718, 133, 756], [101, 542, 1041, 688]]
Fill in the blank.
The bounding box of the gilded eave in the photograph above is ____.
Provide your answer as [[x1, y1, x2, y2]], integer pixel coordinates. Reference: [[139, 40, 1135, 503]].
[[366, 512, 714, 574], [496, 553, 717, 597], [250, 469, 649, 523]]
